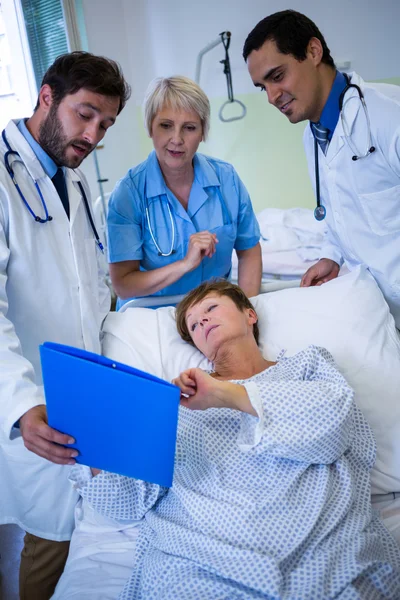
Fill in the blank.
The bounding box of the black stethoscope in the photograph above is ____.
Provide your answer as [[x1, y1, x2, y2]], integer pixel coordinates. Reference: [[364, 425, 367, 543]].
[[313, 73, 376, 221], [1, 129, 104, 252]]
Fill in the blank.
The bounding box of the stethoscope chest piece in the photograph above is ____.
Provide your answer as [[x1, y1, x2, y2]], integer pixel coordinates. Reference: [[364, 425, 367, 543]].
[[314, 205, 326, 221]]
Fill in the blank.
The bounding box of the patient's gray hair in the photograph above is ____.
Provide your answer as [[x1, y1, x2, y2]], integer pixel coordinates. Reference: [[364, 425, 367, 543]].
[[144, 76, 210, 141]]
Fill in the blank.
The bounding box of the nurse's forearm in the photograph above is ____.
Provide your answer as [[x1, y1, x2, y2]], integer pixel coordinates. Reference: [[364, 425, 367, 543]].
[[236, 244, 262, 297], [110, 260, 191, 298]]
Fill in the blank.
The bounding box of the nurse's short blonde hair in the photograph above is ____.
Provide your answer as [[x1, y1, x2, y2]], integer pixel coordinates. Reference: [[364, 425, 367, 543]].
[[144, 76, 210, 141]]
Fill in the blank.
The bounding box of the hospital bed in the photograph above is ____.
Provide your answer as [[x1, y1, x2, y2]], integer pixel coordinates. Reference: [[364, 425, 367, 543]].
[[231, 207, 324, 283], [52, 266, 400, 599]]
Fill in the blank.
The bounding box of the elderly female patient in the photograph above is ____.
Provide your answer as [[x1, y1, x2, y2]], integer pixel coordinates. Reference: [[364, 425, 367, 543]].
[[107, 76, 261, 308], [72, 281, 400, 599]]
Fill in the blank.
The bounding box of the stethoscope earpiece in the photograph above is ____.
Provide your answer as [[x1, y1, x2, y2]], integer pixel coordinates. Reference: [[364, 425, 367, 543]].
[[157, 247, 176, 257], [353, 145, 375, 161]]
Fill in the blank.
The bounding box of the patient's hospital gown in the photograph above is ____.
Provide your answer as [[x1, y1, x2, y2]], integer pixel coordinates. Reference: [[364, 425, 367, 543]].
[[72, 346, 400, 599]]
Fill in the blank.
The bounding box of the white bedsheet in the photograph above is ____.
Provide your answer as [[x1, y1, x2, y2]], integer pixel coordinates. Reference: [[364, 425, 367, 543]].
[[232, 207, 324, 279], [51, 496, 400, 600], [52, 499, 139, 600]]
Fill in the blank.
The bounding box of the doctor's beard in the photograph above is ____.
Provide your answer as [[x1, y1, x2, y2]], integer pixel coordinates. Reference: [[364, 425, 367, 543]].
[[38, 103, 93, 168]]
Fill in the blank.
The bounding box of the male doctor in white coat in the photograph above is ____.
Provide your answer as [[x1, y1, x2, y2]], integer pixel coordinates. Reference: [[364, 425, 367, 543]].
[[243, 10, 400, 328], [0, 51, 130, 599]]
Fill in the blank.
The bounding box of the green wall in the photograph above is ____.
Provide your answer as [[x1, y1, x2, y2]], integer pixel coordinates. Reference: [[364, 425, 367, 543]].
[[137, 77, 400, 214]]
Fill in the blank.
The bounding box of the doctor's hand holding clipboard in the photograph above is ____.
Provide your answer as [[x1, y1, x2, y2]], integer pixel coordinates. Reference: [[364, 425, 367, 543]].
[[19, 405, 78, 465], [40, 342, 180, 487]]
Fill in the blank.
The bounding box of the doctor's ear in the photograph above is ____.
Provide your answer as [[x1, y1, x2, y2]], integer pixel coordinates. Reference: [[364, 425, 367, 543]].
[[38, 84, 55, 113], [307, 37, 323, 66]]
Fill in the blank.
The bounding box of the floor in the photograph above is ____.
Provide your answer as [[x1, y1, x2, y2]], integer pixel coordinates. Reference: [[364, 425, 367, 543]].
[[0, 524, 24, 600]]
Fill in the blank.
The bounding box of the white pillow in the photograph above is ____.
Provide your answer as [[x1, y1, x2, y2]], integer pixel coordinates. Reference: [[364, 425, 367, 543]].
[[102, 266, 400, 495]]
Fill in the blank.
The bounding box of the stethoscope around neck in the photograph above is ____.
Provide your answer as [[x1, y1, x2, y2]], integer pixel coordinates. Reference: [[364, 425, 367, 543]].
[[1, 129, 104, 252], [145, 184, 232, 257], [313, 73, 375, 221]]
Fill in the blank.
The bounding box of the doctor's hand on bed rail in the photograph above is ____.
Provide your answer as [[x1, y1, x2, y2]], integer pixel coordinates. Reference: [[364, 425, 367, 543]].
[[172, 368, 257, 416], [183, 232, 219, 272], [301, 258, 340, 288], [19, 405, 78, 465]]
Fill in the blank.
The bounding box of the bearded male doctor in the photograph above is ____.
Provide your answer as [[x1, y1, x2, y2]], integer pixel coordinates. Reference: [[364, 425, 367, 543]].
[[244, 10, 400, 329], [0, 51, 130, 599]]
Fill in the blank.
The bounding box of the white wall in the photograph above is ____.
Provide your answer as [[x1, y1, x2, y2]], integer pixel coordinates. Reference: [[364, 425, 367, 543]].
[[78, 0, 400, 207], [76, 0, 143, 200], [121, 0, 400, 101]]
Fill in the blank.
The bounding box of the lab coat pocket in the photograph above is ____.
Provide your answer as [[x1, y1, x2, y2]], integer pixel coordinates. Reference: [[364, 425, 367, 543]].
[[1, 431, 44, 464], [358, 184, 400, 236]]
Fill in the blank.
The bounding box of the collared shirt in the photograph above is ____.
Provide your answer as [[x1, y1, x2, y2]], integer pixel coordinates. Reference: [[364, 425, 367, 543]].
[[17, 118, 58, 178], [311, 71, 347, 141], [107, 150, 260, 304]]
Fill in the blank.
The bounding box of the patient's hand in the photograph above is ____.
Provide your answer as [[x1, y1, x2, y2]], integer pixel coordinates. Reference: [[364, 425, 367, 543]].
[[172, 369, 256, 415]]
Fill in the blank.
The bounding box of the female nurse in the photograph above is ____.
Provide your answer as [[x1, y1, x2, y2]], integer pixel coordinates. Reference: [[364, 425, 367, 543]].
[[107, 76, 261, 307]]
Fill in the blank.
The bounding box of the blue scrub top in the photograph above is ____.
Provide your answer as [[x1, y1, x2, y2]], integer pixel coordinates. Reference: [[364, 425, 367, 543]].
[[107, 151, 260, 305]]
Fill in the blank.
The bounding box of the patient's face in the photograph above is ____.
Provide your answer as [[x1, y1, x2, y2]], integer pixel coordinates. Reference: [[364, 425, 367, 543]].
[[185, 293, 256, 360]]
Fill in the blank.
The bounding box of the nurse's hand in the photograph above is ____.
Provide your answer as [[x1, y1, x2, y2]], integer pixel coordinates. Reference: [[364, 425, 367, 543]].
[[19, 405, 78, 465], [183, 231, 218, 272], [300, 258, 340, 287]]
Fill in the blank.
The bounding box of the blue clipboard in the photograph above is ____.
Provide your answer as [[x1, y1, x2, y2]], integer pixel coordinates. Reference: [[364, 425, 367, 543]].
[[40, 342, 180, 487]]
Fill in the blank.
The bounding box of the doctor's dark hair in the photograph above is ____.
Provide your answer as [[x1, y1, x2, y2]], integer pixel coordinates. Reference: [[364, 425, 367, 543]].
[[35, 51, 131, 114], [243, 10, 335, 68], [176, 280, 260, 346]]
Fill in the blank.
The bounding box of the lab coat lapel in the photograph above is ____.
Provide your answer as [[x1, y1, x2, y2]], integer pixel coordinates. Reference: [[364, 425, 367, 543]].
[[324, 126, 345, 164], [325, 75, 362, 165], [66, 168, 84, 227]]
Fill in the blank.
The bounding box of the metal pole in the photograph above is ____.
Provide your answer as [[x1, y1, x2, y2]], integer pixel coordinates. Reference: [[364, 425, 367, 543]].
[[195, 36, 223, 84]]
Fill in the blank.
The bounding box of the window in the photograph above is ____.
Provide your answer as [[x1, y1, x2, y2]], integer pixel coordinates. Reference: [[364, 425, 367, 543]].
[[20, 0, 68, 91], [0, 0, 79, 129]]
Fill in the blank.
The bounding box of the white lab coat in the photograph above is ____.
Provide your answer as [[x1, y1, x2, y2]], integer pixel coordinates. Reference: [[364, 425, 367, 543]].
[[0, 120, 110, 541], [303, 72, 400, 327]]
